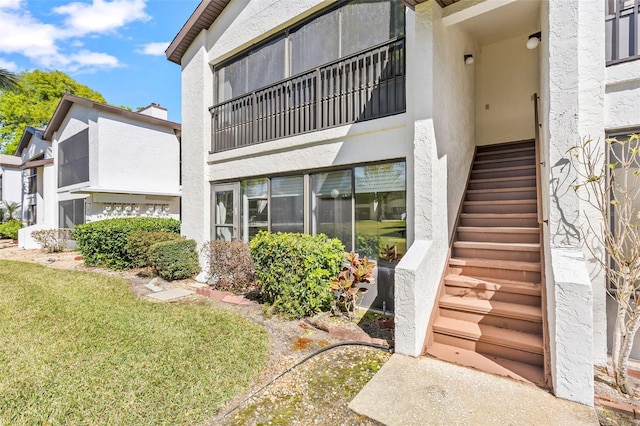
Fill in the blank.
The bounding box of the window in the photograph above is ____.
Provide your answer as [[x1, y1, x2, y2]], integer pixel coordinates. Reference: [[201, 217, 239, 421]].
[[606, 0, 640, 63], [59, 199, 85, 229], [229, 161, 407, 258], [25, 167, 37, 195], [355, 162, 406, 260], [58, 129, 89, 188], [26, 205, 36, 225]]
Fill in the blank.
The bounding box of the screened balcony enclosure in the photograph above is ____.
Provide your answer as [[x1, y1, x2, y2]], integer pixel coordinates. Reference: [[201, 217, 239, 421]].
[[210, 0, 407, 153]]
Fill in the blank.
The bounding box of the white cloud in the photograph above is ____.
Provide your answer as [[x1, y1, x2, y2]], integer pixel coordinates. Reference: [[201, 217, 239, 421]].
[[0, 0, 147, 73], [137, 41, 169, 56], [53, 0, 149, 37], [0, 58, 18, 72], [0, 0, 22, 10]]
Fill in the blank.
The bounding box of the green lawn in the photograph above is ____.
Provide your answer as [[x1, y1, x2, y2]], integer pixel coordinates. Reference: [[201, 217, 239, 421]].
[[0, 260, 268, 425]]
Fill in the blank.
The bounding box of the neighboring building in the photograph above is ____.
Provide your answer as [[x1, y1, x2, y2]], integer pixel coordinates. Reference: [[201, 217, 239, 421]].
[[0, 154, 22, 214], [167, 0, 640, 406], [16, 95, 182, 248]]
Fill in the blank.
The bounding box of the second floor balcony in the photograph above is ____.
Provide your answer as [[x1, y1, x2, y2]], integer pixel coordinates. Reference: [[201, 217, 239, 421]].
[[210, 38, 406, 153]]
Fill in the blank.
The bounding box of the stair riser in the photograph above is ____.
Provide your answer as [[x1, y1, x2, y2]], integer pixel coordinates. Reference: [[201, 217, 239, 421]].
[[457, 231, 540, 244], [463, 203, 537, 214], [476, 141, 535, 153], [473, 158, 535, 170], [433, 333, 544, 366], [444, 285, 541, 306], [468, 179, 536, 190], [465, 190, 537, 202], [474, 149, 535, 161], [439, 307, 543, 333], [453, 247, 540, 263], [448, 265, 541, 283], [459, 217, 539, 227], [471, 168, 535, 180]]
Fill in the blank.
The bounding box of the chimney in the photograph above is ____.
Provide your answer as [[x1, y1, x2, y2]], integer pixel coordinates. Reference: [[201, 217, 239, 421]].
[[137, 103, 168, 120]]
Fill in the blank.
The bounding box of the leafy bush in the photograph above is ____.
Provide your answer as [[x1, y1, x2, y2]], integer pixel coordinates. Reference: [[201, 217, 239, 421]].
[[355, 234, 382, 259], [0, 220, 22, 240], [126, 231, 182, 268], [250, 231, 344, 319], [201, 240, 254, 293], [148, 239, 200, 281], [31, 229, 71, 253], [73, 218, 180, 270], [330, 252, 376, 319]]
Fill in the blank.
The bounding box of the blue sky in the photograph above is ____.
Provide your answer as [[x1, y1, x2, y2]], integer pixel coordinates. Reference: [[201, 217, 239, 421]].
[[0, 0, 201, 122]]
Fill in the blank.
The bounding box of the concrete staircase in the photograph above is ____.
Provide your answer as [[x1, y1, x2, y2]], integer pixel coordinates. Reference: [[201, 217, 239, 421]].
[[424, 140, 546, 387]]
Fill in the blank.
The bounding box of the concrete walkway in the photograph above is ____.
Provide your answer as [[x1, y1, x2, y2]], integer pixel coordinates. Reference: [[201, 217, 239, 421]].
[[349, 354, 598, 426]]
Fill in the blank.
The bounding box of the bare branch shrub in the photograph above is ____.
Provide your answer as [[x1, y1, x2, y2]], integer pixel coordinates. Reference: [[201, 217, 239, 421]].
[[201, 240, 254, 293]]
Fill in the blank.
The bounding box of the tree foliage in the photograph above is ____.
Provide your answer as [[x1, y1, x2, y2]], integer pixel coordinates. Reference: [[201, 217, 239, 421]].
[[0, 70, 106, 154], [0, 68, 18, 91]]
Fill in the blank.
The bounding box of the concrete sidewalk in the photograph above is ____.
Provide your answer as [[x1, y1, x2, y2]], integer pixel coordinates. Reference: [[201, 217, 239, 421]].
[[349, 354, 598, 426]]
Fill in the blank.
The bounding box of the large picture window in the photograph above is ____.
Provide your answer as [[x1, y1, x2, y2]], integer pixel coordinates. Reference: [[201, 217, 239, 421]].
[[229, 160, 406, 261], [58, 129, 89, 188]]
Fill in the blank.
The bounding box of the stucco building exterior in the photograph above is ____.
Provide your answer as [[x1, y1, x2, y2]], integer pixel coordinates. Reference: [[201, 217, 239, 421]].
[[167, 0, 640, 406], [0, 154, 22, 211], [15, 94, 182, 248]]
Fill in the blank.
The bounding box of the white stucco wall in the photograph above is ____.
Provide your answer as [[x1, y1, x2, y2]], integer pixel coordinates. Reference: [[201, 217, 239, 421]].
[[540, 0, 598, 406], [0, 165, 22, 205], [95, 113, 180, 194], [475, 33, 539, 146]]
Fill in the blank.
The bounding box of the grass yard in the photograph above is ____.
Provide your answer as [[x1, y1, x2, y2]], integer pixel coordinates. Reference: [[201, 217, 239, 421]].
[[0, 260, 269, 425]]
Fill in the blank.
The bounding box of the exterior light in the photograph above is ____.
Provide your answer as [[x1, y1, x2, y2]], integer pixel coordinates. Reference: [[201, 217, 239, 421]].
[[464, 54, 474, 65], [527, 32, 541, 50]]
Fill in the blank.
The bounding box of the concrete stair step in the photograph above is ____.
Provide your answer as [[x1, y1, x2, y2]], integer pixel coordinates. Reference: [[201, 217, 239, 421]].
[[456, 226, 540, 244], [444, 274, 541, 296], [433, 315, 543, 353], [438, 294, 542, 323], [468, 175, 536, 190], [453, 240, 540, 262], [465, 187, 537, 202], [470, 165, 536, 180], [425, 342, 546, 387], [475, 140, 535, 154], [449, 257, 541, 272], [473, 154, 536, 166], [459, 213, 538, 228], [463, 199, 537, 214], [475, 145, 535, 159]]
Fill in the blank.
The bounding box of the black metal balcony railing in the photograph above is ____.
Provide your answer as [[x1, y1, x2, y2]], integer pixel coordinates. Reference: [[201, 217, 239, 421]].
[[606, 0, 640, 64], [210, 38, 406, 153]]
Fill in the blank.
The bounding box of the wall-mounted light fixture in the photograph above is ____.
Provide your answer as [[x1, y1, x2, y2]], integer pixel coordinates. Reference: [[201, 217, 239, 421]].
[[527, 32, 541, 50], [464, 54, 474, 65]]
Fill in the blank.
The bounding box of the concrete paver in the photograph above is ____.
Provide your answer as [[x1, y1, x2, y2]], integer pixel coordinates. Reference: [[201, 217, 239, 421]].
[[349, 354, 598, 426], [147, 288, 194, 301]]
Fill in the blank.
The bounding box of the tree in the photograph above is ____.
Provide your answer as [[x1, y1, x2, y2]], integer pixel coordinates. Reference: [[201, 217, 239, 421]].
[[2, 201, 21, 222], [569, 134, 640, 394], [0, 70, 106, 155], [0, 68, 18, 91]]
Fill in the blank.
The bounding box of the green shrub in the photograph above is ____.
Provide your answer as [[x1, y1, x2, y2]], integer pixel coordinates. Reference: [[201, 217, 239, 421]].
[[250, 231, 344, 319], [126, 231, 182, 268], [0, 220, 22, 240], [73, 218, 180, 270], [148, 239, 200, 281], [201, 240, 254, 293]]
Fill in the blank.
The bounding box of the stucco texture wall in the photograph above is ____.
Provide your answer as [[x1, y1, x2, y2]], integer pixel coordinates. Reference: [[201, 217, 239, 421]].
[[475, 33, 539, 146]]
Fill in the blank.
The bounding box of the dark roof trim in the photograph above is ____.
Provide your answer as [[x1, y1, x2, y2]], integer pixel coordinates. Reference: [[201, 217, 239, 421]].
[[43, 94, 181, 141], [166, 0, 230, 65], [15, 126, 45, 156], [20, 158, 53, 170]]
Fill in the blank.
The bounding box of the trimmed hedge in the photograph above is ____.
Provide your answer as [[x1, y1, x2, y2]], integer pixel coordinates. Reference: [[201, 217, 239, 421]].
[[126, 231, 182, 268], [250, 231, 344, 319], [148, 239, 200, 281], [0, 220, 22, 240], [73, 218, 181, 270]]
